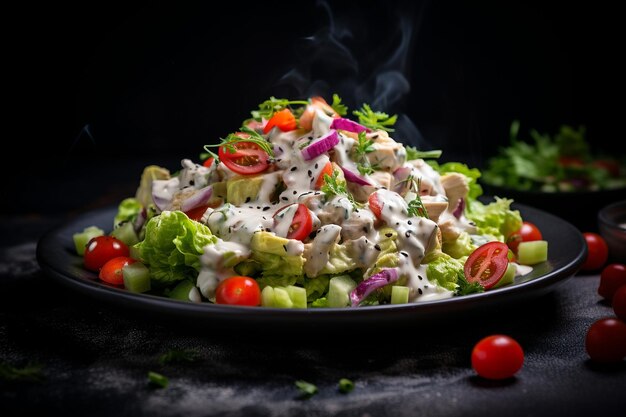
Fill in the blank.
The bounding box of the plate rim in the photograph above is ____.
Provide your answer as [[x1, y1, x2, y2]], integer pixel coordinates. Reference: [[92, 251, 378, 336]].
[[36, 201, 587, 322]]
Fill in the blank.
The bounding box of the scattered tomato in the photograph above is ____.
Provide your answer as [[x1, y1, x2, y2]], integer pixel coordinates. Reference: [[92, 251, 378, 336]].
[[585, 317, 626, 363], [218, 141, 270, 175], [613, 286, 626, 321], [315, 162, 334, 189], [185, 205, 210, 222], [273, 203, 313, 241], [472, 335, 524, 379], [202, 157, 214, 168], [215, 276, 261, 306], [581, 233, 609, 271], [84, 236, 130, 271], [464, 242, 510, 289], [99, 256, 136, 286], [598, 263, 626, 301], [368, 192, 383, 219], [263, 109, 297, 134]]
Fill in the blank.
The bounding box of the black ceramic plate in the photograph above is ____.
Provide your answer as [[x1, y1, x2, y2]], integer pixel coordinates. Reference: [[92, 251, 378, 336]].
[[37, 201, 586, 327]]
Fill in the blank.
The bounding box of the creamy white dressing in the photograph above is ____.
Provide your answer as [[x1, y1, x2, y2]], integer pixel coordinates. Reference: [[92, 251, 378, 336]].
[[514, 263, 533, 277], [400, 259, 454, 302], [197, 240, 251, 299]]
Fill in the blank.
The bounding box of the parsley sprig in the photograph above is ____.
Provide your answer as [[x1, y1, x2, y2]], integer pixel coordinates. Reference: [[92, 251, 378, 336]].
[[353, 104, 397, 132], [204, 126, 274, 163], [405, 146, 442, 161], [406, 178, 429, 218], [321, 170, 362, 209], [331, 94, 348, 116], [354, 131, 376, 176], [251, 97, 309, 121]]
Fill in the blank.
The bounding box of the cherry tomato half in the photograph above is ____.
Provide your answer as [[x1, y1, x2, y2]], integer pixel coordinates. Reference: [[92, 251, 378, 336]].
[[598, 263, 626, 301], [613, 286, 626, 321], [215, 276, 261, 306], [202, 157, 214, 168], [218, 141, 270, 175], [507, 221, 543, 253], [185, 205, 210, 222], [273, 203, 313, 241], [472, 335, 524, 379], [464, 242, 510, 289], [585, 317, 626, 363], [263, 109, 297, 134], [299, 97, 339, 131], [315, 162, 334, 189], [581, 232, 609, 271], [99, 256, 136, 286], [368, 192, 383, 219], [84, 236, 130, 271]]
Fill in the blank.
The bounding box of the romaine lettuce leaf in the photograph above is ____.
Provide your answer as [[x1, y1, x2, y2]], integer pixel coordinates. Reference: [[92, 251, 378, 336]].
[[135, 211, 216, 283], [466, 197, 522, 242], [114, 198, 142, 229]]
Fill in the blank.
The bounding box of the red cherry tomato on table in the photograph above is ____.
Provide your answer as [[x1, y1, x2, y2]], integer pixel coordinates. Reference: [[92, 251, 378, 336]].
[[263, 109, 297, 134], [84, 236, 130, 271], [215, 276, 261, 306], [581, 233, 609, 271], [99, 256, 136, 286], [613, 286, 626, 321], [218, 141, 270, 175], [273, 203, 313, 241], [472, 335, 524, 379], [507, 221, 542, 253], [598, 263, 626, 301], [464, 242, 510, 289], [585, 317, 626, 363]]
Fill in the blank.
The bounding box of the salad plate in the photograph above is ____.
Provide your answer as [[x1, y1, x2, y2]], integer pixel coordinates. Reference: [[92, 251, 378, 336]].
[[37, 200, 585, 327]]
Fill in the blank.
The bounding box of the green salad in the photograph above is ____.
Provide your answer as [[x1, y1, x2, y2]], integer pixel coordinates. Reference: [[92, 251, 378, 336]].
[[483, 121, 626, 192], [74, 96, 547, 308]]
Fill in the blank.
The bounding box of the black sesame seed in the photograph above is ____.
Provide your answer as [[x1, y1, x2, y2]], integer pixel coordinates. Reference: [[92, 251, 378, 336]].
[[385, 233, 393, 238], [372, 134, 379, 139], [293, 190, 298, 195], [405, 231, 411, 238], [257, 206, 261, 209], [315, 163, 319, 169], [283, 245, 287, 252], [425, 285, 429, 289], [374, 244, 381, 251], [189, 180, 195, 186], [278, 146, 283, 152], [290, 166, 297, 171], [263, 206, 270, 211], [418, 288, 423, 294], [245, 197, 251, 203], [362, 226, 368, 233], [418, 275, 423, 280], [407, 220, 412, 225], [281, 197, 288, 201], [308, 170, 313, 177], [401, 252, 409, 257]]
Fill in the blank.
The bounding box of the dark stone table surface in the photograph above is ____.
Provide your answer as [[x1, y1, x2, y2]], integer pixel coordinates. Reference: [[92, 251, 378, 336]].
[[2, 158, 624, 416]]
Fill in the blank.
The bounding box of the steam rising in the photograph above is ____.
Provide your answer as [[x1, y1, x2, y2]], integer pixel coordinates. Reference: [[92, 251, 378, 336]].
[[277, 0, 431, 149]]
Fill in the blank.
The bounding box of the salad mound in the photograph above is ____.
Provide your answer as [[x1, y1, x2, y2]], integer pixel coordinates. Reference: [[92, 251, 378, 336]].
[[75, 96, 540, 308]]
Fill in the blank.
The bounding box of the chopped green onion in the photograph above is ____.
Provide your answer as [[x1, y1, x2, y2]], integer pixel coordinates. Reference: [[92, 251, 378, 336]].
[[338, 378, 355, 393], [148, 371, 169, 388], [295, 380, 318, 397]]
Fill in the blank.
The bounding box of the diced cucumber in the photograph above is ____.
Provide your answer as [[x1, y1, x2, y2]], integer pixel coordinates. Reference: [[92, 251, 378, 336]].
[[286, 285, 307, 309], [261, 286, 275, 307], [517, 240, 548, 265], [327, 275, 357, 308], [273, 287, 293, 308], [493, 263, 516, 289], [73, 226, 104, 256], [110, 222, 139, 246], [129, 245, 142, 261], [391, 286, 410, 304], [122, 262, 151, 293], [167, 280, 196, 301]]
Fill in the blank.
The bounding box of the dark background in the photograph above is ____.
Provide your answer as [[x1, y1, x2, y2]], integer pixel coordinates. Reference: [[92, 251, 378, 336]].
[[7, 0, 624, 214]]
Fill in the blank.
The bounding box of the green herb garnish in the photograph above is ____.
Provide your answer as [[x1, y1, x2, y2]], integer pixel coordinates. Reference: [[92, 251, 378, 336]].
[[455, 272, 484, 296], [331, 93, 348, 116], [338, 378, 354, 393], [406, 178, 429, 218], [354, 131, 376, 176], [158, 349, 200, 365], [204, 126, 274, 159], [405, 146, 442, 161], [353, 103, 397, 132], [295, 380, 318, 397], [320, 170, 362, 209], [251, 97, 309, 121], [0, 361, 44, 382], [148, 371, 169, 388]]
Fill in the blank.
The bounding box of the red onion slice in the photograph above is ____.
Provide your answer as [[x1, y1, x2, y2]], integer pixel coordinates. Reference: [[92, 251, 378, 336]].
[[330, 118, 370, 133], [341, 166, 372, 186], [350, 268, 399, 307], [452, 197, 465, 219], [181, 186, 213, 213], [301, 130, 339, 160], [392, 166, 412, 193]]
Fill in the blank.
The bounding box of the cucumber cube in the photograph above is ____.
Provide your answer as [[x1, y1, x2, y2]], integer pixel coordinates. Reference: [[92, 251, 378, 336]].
[[167, 280, 195, 301], [261, 286, 275, 307], [327, 275, 357, 308], [110, 222, 139, 246], [517, 240, 548, 265], [286, 285, 307, 309], [391, 286, 410, 304], [73, 226, 104, 256], [273, 287, 293, 308], [122, 262, 151, 293], [493, 263, 516, 289]]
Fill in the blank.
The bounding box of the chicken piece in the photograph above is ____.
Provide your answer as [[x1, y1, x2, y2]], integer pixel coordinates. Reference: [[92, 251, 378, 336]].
[[440, 173, 469, 212], [303, 224, 342, 277], [316, 195, 353, 226], [365, 131, 407, 172], [421, 196, 449, 224], [348, 171, 393, 202], [341, 209, 377, 241]]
